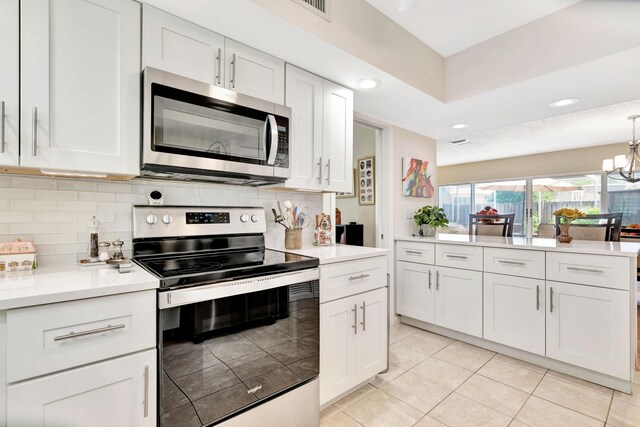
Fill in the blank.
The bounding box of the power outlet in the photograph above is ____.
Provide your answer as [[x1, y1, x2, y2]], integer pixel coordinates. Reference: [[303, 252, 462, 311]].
[[406, 208, 414, 219]]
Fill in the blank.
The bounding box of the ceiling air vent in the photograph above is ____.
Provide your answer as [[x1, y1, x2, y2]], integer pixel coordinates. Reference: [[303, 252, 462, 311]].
[[291, 0, 330, 21], [449, 139, 471, 146]]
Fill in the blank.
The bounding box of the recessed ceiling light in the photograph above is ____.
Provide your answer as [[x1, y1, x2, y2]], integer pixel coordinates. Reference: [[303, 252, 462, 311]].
[[449, 139, 471, 145], [451, 123, 468, 129], [356, 78, 380, 90], [549, 97, 580, 108]]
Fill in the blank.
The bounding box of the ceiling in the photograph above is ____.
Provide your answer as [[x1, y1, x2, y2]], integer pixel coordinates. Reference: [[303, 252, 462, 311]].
[[143, 0, 640, 167], [366, 0, 582, 57]]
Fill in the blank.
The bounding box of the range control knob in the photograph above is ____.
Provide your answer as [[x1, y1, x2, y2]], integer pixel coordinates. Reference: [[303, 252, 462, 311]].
[[251, 214, 260, 223], [162, 214, 173, 224], [146, 214, 158, 225], [240, 214, 249, 223]]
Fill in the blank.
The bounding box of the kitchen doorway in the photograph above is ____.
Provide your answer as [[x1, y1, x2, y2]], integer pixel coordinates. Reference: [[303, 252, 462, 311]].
[[336, 122, 382, 248]]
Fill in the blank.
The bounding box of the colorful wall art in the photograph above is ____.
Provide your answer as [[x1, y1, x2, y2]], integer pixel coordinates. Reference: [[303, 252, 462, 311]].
[[402, 157, 435, 198]]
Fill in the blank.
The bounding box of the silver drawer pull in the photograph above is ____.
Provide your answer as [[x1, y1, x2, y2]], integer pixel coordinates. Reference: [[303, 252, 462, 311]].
[[566, 266, 604, 274], [405, 250, 422, 255], [352, 304, 358, 335], [349, 274, 370, 281], [32, 107, 38, 156], [53, 323, 126, 341], [536, 285, 540, 311], [0, 100, 5, 153], [143, 365, 150, 418], [445, 254, 468, 260], [498, 260, 526, 266], [360, 302, 366, 331], [549, 287, 554, 313]]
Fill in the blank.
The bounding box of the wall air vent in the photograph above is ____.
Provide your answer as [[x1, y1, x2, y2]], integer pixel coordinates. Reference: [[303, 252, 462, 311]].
[[291, 0, 330, 21], [449, 139, 471, 146]]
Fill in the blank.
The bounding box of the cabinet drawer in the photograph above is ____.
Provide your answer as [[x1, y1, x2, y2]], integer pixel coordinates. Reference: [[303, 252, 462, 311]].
[[7, 290, 156, 383], [320, 256, 387, 303], [484, 247, 545, 279], [435, 244, 483, 271], [546, 252, 631, 290], [396, 241, 434, 265]]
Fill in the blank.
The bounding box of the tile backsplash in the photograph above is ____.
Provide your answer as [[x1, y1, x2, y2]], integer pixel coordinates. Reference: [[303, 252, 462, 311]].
[[0, 175, 322, 267]]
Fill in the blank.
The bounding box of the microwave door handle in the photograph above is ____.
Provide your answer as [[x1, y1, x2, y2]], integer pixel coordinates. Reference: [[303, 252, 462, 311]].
[[266, 114, 278, 165]]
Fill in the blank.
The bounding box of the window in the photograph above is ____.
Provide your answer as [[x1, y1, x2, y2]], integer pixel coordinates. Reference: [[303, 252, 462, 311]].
[[607, 179, 640, 226], [438, 184, 471, 226], [473, 180, 526, 236], [532, 175, 601, 235]]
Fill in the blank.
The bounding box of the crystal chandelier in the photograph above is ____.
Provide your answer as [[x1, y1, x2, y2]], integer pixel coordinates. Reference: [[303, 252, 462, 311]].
[[603, 115, 640, 183]]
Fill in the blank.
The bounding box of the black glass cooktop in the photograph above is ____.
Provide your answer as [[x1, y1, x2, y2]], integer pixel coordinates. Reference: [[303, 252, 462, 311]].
[[135, 248, 318, 290]]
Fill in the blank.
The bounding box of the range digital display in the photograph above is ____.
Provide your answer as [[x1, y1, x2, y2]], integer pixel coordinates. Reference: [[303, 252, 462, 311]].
[[186, 212, 230, 224]]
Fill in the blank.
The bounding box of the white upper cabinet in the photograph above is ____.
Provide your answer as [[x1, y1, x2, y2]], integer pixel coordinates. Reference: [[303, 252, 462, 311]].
[[0, 0, 19, 167], [284, 65, 324, 190], [143, 5, 224, 86], [20, 0, 141, 176], [225, 39, 285, 104], [282, 65, 354, 193], [322, 80, 354, 193]]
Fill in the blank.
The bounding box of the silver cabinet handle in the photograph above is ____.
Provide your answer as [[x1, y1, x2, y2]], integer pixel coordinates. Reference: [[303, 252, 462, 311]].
[[549, 287, 554, 313], [360, 302, 366, 331], [536, 285, 540, 311], [566, 266, 604, 274], [325, 158, 331, 183], [445, 254, 468, 260], [436, 270, 440, 290], [349, 273, 370, 281], [352, 304, 358, 335], [230, 53, 236, 88], [32, 107, 38, 156], [317, 156, 323, 183], [53, 323, 126, 341], [498, 260, 526, 266], [216, 47, 222, 85], [0, 100, 5, 153], [266, 114, 278, 165], [405, 250, 422, 255], [143, 365, 150, 418], [428, 270, 432, 290]]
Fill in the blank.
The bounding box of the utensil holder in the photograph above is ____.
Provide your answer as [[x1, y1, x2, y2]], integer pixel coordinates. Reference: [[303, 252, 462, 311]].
[[285, 229, 302, 250]]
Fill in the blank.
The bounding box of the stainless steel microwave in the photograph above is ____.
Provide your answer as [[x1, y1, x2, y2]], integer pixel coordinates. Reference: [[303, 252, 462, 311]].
[[142, 67, 291, 185]]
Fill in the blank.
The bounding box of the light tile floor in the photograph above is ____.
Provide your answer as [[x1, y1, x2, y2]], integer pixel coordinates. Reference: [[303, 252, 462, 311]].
[[321, 322, 640, 427]]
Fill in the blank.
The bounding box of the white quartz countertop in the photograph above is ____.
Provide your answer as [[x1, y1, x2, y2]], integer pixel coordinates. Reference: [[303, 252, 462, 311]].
[[269, 243, 390, 264], [0, 263, 159, 310], [396, 234, 640, 258]]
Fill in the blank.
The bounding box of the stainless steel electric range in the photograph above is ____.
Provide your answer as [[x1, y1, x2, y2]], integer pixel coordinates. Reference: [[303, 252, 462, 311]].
[[132, 206, 320, 427]]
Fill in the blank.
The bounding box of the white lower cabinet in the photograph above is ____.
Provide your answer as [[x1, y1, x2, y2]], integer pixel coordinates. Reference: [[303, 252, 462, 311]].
[[483, 273, 545, 355], [546, 280, 629, 379], [7, 349, 157, 427], [320, 287, 387, 405], [396, 261, 434, 323], [434, 266, 483, 337]]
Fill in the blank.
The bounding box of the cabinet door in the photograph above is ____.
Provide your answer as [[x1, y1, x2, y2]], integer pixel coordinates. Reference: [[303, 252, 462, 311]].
[[356, 288, 388, 382], [225, 39, 284, 104], [483, 273, 545, 355], [396, 261, 434, 323], [434, 266, 483, 337], [0, 0, 19, 167], [8, 349, 157, 427], [20, 0, 140, 175], [284, 65, 323, 190], [143, 5, 224, 86], [546, 281, 630, 379], [320, 297, 357, 405], [322, 80, 354, 193]]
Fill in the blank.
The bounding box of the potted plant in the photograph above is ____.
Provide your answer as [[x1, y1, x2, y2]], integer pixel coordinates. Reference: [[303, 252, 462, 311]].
[[553, 208, 586, 243], [414, 205, 449, 237]]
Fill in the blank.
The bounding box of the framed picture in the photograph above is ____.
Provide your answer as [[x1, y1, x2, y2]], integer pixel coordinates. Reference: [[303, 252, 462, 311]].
[[358, 156, 375, 205], [402, 157, 435, 198], [337, 169, 356, 198]]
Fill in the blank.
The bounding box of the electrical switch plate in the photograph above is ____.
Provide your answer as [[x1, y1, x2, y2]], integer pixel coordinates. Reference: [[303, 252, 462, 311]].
[[406, 208, 414, 219]]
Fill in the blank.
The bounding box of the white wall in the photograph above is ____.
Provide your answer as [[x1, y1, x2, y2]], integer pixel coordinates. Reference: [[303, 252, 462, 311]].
[[393, 127, 438, 237], [0, 175, 322, 267], [337, 124, 377, 247]]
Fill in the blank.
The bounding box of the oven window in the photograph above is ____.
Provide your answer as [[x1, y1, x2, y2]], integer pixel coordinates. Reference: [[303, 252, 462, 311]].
[[160, 281, 319, 427]]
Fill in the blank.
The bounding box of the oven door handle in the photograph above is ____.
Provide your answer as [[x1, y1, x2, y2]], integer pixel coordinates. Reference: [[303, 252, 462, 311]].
[[266, 114, 278, 165]]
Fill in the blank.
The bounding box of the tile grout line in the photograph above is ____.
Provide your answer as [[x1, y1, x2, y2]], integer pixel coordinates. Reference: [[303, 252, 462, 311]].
[[604, 391, 614, 426]]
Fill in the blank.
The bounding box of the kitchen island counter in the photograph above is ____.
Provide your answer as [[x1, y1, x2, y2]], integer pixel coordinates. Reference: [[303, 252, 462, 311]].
[[269, 243, 389, 264]]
